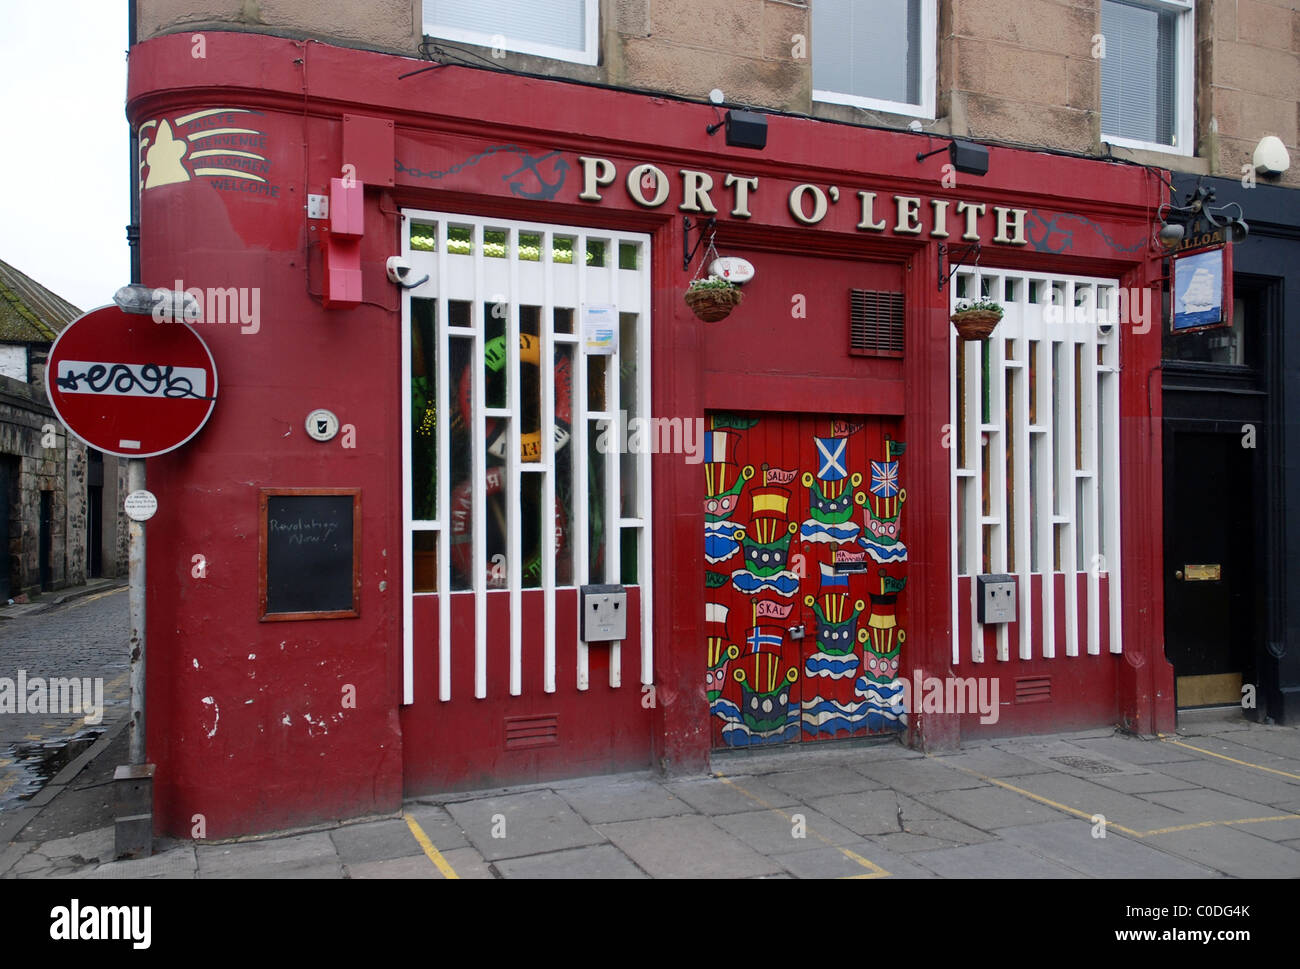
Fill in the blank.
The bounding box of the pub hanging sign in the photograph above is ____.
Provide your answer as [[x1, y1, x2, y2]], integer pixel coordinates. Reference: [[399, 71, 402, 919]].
[[1170, 235, 1233, 335]]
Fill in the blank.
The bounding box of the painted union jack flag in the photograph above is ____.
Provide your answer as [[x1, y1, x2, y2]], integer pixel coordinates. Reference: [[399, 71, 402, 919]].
[[870, 460, 900, 498]]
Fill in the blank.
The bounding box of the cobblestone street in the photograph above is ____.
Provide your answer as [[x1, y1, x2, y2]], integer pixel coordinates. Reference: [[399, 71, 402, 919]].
[[0, 586, 129, 810]]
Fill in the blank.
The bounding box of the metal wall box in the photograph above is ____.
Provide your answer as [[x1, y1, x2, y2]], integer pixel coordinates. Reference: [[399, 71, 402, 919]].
[[580, 584, 627, 642], [976, 573, 1017, 624]]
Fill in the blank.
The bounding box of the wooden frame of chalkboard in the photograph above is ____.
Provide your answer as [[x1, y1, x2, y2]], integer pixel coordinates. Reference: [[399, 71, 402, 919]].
[[259, 488, 361, 621]]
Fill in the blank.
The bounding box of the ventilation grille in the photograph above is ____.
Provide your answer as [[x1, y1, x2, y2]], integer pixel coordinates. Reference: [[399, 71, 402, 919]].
[[504, 714, 559, 750], [1014, 675, 1051, 704], [850, 289, 904, 357]]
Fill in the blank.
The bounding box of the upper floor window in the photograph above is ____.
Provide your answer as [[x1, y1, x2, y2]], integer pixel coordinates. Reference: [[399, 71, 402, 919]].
[[422, 0, 598, 66], [812, 0, 936, 120], [1100, 0, 1194, 154]]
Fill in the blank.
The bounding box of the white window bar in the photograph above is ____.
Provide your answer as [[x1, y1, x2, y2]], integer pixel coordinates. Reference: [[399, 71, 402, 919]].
[[951, 267, 1123, 666], [401, 213, 651, 702]]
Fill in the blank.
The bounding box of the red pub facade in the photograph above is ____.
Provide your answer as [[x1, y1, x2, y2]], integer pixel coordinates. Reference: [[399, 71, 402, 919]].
[[128, 31, 1171, 837]]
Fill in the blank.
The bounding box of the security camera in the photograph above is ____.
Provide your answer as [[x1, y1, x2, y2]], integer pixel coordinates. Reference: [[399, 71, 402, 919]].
[[386, 256, 429, 289]]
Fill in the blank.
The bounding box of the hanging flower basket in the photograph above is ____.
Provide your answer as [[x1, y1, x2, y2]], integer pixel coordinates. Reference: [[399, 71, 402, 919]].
[[685, 276, 744, 322], [950, 299, 1003, 341]]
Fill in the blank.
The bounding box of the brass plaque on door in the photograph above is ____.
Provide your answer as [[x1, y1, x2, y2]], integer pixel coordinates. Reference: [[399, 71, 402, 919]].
[[1184, 563, 1221, 581]]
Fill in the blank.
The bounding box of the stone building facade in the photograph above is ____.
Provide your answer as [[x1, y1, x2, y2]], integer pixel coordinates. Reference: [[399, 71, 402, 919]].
[[134, 0, 1298, 188], [0, 259, 129, 601]]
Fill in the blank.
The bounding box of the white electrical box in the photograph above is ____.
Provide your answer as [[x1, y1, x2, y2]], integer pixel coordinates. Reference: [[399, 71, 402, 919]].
[[580, 584, 627, 642], [976, 574, 1017, 624]]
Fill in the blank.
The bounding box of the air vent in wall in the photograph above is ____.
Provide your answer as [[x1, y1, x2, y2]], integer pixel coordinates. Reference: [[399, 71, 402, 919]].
[[849, 289, 904, 358], [1014, 676, 1051, 704], [504, 714, 559, 750]]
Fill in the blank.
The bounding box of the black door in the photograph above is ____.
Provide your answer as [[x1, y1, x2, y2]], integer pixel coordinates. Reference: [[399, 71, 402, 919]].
[[1163, 431, 1255, 706], [39, 489, 53, 592], [88, 448, 104, 578], [0, 460, 10, 600]]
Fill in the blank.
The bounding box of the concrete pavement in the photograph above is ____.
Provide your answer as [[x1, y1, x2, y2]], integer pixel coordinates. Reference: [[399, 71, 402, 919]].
[[4, 706, 1300, 879]]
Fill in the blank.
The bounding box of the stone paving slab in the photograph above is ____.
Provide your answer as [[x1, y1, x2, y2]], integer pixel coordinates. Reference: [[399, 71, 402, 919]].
[[912, 785, 1072, 830], [775, 841, 934, 879], [1140, 788, 1299, 828], [494, 843, 646, 879], [713, 807, 860, 856], [1151, 759, 1300, 807], [438, 846, 496, 879], [196, 831, 340, 877], [597, 816, 783, 879], [664, 775, 800, 815], [930, 745, 1058, 778], [345, 855, 441, 879], [996, 772, 1191, 831], [402, 804, 471, 852], [37, 825, 114, 863], [990, 738, 1146, 777], [804, 789, 907, 837], [445, 790, 604, 861], [554, 777, 696, 824], [1143, 825, 1300, 878], [1039, 734, 1201, 766], [82, 846, 198, 879], [1164, 735, 1300, 775], [853, 757, 990, 795], [329, 818, 423, 864], [894, 815, 996, 848], [1084, 771, 1201, 795], [997, 821, 1221, 878], [1212, 727, 1300, 758], [908, 839, 1086, 878], [763, 765, 889, 799]]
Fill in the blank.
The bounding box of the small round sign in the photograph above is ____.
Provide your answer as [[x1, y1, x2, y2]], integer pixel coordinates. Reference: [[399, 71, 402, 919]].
[[305, 408, 340, 442], [124, 489, 158, 522]]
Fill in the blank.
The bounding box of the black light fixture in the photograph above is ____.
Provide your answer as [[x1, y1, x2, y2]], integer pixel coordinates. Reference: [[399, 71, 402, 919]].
[[707, 109, 768, 150], [916, 138, 990, 176], [1157, 183, 1248, 249]]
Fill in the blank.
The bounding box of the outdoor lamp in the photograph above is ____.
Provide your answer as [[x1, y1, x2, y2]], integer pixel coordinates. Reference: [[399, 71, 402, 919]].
[[707, 109, 768, 150], [916, 138, 990, 176]]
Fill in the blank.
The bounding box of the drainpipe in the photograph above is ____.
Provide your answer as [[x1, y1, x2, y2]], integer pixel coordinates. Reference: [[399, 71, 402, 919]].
[[115, 2, 154, 861]]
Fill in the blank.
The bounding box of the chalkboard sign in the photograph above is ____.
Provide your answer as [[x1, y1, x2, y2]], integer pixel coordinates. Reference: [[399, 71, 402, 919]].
[[259, 488, 360, 621]]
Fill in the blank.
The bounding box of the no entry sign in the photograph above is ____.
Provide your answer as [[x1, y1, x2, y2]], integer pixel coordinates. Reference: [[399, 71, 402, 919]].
[[46, 305, 218, 458]]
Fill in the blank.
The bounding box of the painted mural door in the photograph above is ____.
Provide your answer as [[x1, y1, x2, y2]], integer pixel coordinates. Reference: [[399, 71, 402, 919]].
[[705, 413, 910, 747]]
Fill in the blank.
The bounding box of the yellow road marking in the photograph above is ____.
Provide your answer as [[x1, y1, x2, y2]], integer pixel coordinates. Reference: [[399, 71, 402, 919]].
[[63, 587, 126, 609], [928, 753, 1300, 838], [713, 772, 891, 878], [0, 774, 14, 795], [403, 812, 459, 879], [1158, 734, 1300, 781]]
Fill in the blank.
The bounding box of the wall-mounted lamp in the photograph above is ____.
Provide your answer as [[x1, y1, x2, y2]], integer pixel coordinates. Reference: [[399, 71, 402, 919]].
[[916, 138, 990, 176], [706, 109, 768, 150], [1157, 183, 1248, 249]]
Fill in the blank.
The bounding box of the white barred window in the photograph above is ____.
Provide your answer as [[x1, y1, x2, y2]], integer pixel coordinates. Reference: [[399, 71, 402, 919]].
[[950, 268, 1122, 663], [401, 212, 652, 702]]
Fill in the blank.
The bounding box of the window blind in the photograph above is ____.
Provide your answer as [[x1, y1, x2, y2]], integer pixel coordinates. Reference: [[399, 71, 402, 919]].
[[814, 0, 920, 106], [1101, 0, 1177, 145], [424, 0, 586, 54]]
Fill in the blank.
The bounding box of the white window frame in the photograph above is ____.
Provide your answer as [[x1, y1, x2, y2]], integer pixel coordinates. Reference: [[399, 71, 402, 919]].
[[949, 268, 1123, 666], [812, 0, 937, 121], [422, 1, 599, 67], [1099, 0, 1195, 157], [400, 211, 653, 704]]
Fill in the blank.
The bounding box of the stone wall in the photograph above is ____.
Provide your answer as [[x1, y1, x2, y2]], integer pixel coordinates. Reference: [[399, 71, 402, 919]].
[[0, 374, 92, 597]]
